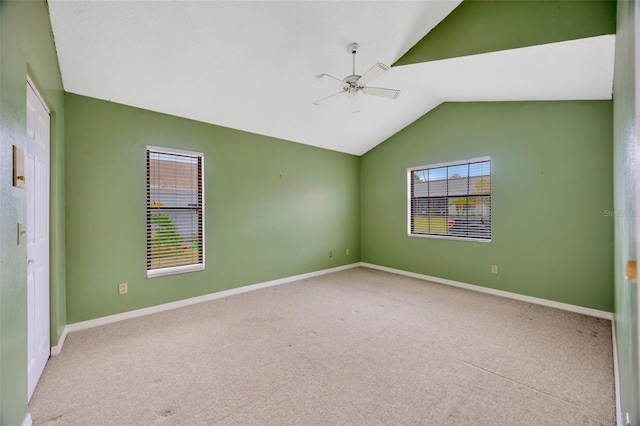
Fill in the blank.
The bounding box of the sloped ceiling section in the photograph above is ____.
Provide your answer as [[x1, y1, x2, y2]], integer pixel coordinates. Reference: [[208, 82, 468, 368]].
[[48, 1, 614, 156], [394, 0, 616, 65]]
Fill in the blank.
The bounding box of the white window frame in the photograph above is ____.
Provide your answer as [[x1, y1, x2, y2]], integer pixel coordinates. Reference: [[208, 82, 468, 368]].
[[146, 145, 205, 278], [407, 156, 491, 242]]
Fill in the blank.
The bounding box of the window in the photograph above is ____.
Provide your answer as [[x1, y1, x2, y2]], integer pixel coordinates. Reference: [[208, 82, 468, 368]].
[[408, 157, 491, 241], [146, 146, 204, 277]]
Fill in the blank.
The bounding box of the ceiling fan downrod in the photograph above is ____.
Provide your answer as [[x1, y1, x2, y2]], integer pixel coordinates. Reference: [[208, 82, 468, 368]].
[[348, 43, 359, 76]]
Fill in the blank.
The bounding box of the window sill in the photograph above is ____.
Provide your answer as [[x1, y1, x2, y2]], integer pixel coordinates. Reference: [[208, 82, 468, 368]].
[[408, 233, 491, 243], [147, 263, 204, 278]]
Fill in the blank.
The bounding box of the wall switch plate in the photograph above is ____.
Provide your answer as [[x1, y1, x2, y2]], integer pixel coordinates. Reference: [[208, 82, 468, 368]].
[[13, 145, 25, 188], [491, 265, 498, 274], [346, 248, 350, 255], [118, 283, 128, 295]]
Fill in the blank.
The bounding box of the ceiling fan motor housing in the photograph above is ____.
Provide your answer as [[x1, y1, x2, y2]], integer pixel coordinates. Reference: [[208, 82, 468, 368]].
[[343, 74, 362, 90]]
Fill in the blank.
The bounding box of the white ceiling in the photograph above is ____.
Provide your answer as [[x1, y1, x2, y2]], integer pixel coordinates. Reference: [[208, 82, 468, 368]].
[[48, 1, 614, 156]]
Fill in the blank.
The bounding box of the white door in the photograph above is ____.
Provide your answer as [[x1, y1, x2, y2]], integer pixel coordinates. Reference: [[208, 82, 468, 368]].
[[26, 79, 50, 401]]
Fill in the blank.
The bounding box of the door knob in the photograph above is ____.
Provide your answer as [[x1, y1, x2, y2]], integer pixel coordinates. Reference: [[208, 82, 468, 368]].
[[27, 259, 35, 264]]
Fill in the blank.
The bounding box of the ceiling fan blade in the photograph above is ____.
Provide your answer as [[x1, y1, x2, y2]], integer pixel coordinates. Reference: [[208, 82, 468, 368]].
[[313, 91, 345, 106], [315, 73, 348, 88], [357, 62, 389, 86], [349, 91, 360, 113], [361, 86, 400, 99]]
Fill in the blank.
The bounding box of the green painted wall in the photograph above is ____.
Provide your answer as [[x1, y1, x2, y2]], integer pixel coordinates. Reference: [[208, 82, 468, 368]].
[[0, 1, 624, 423], [395, 0, 615, 66], [613, 0, 639, 421], [361, 101, 613, 312], [0, 0, 66, 424], [64, 94, 360, 323]]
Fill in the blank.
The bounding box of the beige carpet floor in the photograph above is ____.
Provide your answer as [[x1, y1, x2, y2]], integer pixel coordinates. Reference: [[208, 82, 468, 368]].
[[29, 267, 615, 425]]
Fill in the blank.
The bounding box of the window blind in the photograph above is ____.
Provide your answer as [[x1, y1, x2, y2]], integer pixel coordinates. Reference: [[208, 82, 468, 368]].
[[146, 147, 204, 276], [409, 157, 491, 241]]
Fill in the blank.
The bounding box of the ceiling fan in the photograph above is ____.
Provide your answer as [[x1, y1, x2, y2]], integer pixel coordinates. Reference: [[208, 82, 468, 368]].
[[313, 43, 400, 113]]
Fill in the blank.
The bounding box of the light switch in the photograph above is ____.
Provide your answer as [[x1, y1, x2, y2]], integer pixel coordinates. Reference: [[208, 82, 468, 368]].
[[17, 223, 26, 245], [13, 145, 25, 188]]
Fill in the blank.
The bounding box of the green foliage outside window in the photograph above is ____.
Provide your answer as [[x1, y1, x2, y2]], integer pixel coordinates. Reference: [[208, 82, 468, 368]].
[[151, 213, 183, 253]]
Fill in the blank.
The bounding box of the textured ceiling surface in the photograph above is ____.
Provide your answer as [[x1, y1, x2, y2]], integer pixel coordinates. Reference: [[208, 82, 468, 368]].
[[48, 1, 614, 155]]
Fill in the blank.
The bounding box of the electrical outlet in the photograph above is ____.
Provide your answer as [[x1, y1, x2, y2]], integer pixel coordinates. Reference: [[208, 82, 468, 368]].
[[329, 251, 332, 258], [346, 248, 350, 255], [491, 265, 498, 274], [118, 283, 128, 295]]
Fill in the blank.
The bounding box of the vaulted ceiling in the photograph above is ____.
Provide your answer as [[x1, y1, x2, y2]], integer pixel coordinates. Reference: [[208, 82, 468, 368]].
[[48, 1, 615, 156]]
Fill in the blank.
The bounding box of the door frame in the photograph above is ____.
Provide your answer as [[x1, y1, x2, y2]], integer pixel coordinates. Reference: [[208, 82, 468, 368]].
[[27, 76, 50, 115], [25, 74, 51, 402]]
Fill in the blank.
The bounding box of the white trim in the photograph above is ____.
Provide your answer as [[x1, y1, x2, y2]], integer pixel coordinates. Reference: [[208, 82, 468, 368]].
[[26, 75, 50, 113], [25, 75, 52, 403], [611, 319, 623, 426], [146, 144, 203, 158], [146, 146, 205, 277], [407, 155, 492, 172], [50, 326, 68, 356], [408, 233, 491, 243], [407, 156, 492, 242], [147, 263, 204, 278], [66, 263, 360, 333], [22, 413, 33, 426], [361, 262, 613, 320], [64, 261, 613, 335]]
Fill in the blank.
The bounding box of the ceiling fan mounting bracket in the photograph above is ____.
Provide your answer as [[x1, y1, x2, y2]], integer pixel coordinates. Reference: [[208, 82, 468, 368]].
[[346, 43, 359, 54]]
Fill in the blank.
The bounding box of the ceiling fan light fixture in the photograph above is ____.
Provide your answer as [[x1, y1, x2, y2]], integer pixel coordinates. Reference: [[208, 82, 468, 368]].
[[313, 42, 400, 113]]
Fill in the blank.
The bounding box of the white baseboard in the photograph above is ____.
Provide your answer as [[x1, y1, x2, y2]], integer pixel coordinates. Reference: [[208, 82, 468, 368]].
[[22, 413, 32, 426], [65, 263, 360, 335], [50, 326, 68, 356], [611, 319, 623, 426], [361, 262, 613, 320], [59, 261, 612, 353]]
